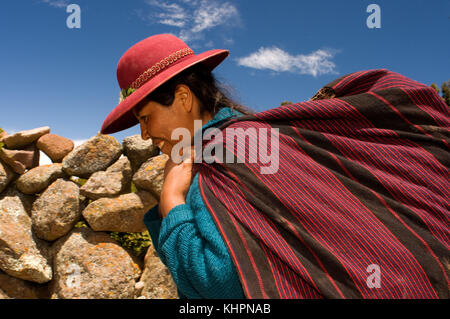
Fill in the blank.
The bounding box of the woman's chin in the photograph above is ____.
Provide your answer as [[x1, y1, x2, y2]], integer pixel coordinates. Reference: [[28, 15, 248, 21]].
[[160, 143, 172, 157], [154, 140, 167, 155], [159, 146, 168, 155]]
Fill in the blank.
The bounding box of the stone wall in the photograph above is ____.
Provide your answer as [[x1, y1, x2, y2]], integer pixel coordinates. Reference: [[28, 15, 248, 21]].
[[0, 127, 178, 299]]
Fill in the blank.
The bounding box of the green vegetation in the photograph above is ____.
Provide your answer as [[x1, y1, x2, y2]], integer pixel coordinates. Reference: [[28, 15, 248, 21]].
[[72, 177, 88, 187], [74, 220, 89, 228], [431, 80, 450, 107], [74, 219, 151, 257], [109, 231, 151, 257], [430, 83, 440, 93], [114, 182, 152, 257]]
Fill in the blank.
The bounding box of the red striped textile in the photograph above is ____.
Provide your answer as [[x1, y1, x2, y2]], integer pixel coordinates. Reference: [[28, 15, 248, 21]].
[[195, 69, 449, 299]]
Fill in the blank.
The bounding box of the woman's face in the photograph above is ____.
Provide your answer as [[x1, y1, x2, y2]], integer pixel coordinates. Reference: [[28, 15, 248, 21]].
[[134, 84, 208, 157]]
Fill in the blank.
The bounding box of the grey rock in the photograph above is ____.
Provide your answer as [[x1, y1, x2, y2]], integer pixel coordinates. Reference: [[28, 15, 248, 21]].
[[0, 270, 49, 299], [62, 134, 122, 178], [139, 243, 178, 299], [132, 154, 169, 199], [31, 179, 81, 241], [0, 145, 40, 175], [0, 160, 16, 194], [82, 191, 157, 233], [0, 188, 52, 284], [16, 163, 66, 194], [0, 149, 25, 174], [80, 156, 132, 200], [122, 135, 159, 172], [50, 227, 141, 299], [0, 126, 50, 149], [134, 281, 145, 295]]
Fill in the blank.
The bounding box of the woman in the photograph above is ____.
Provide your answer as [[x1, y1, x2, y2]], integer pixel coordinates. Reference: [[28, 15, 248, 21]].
[[101, 34, 449, 299], [102, 33, 252, 298], [132, 64, 252, 299]]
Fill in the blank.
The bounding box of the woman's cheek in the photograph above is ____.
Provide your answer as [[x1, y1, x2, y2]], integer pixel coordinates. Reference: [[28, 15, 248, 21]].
[[160, 142, 169, 155], [161, 141, 175, 157]]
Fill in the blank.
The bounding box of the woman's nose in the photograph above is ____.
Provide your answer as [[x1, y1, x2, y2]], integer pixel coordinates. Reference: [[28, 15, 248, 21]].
[[140, 123, 151, 140], [141, 131, 151, 140]]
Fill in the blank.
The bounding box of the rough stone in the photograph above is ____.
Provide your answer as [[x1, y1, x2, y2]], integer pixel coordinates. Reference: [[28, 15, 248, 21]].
[[50, 227, 141, 299], [82, 191, 157, 233], [139, 243, 178, 299], [0, 270, 49, 299], [132, 154, 169, 199], [0, 126, 50, 149], [0, 187, 52, 284], [31, 178, 81, 241], [62, 134, 122, 178], [0, 144, 40, 174], [37, 134, 74, 163], [134, 281, 145, 294], [122, 135, 160, 172], [16, 163, 66, 194], [0, 149, 25, 174], [22, 143, 41, 168], [80, 156, 132, 200], [1, 184, 35, 213], [0, 160, 16, 194]]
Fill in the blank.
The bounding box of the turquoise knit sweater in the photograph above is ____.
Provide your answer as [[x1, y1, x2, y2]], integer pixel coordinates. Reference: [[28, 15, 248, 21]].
[[143, 107, 245, 299]]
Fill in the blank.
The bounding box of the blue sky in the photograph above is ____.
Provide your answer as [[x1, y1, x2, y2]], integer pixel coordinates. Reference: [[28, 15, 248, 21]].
[[1, 0, 449, 162]]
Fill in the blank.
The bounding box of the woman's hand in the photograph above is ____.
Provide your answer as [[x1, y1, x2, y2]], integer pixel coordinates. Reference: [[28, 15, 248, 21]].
[[159, 147, 195, 218]]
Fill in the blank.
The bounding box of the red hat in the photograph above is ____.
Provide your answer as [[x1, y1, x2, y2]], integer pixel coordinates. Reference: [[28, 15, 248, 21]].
[[100, 34, 229, 134]]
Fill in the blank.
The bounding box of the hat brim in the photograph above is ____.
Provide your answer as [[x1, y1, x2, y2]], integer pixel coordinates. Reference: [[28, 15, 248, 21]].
[[100, 49, 229, 134]]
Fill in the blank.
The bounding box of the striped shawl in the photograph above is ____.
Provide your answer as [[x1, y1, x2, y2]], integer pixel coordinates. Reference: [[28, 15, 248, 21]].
[[194, 69, 449, 299]]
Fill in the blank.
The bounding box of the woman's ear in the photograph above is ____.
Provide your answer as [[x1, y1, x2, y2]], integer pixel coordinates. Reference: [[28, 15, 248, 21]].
[[175, 84, 192, 112]]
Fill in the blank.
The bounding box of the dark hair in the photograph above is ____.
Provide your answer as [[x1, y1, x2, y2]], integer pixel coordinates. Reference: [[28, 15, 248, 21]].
[[142, 63, 254, 116]]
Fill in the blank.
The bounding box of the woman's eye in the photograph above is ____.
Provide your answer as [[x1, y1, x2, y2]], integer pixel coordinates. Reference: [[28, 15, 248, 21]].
[[140, 116, 148, 124]]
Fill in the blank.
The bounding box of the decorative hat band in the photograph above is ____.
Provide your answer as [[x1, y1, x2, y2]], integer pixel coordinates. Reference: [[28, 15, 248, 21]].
[[119, 47, 194, 103]]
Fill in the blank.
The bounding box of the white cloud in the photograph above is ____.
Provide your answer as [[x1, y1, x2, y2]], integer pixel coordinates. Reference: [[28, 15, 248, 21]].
[[143, 0, 240, 45], [40, 0, 69, 9], [191, 1, 238, 32], [236, 47, 338, 77], [178, 29, 203, 43], [159, 18, 186, 28], [39, 151, 53, 166], [223, 37, 234, 45], [147, 0, 187, 27], [73, 139, 88, 148]]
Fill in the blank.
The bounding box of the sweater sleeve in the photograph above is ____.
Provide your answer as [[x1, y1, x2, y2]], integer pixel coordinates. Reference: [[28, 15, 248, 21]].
[[157, 201, 244, 299], [143, 204, 162, 254]]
